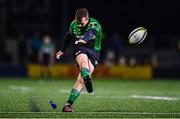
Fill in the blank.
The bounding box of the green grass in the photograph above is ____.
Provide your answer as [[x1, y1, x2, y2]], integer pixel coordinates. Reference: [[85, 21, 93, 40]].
[[0, 78, 180, 118]]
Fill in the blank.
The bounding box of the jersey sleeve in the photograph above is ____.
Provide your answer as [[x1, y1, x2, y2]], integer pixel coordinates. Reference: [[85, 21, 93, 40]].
[[69, 20, 76, 35], [60, 20, 76, 52], [61, 32, 73, 52]]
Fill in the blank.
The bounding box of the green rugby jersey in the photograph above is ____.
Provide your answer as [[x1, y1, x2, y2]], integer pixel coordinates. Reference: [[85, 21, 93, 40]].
[[69, 17, 103, 52]]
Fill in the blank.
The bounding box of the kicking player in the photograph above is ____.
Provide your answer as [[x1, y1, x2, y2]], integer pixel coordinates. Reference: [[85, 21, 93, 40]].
[[56, 8, 103, 112]]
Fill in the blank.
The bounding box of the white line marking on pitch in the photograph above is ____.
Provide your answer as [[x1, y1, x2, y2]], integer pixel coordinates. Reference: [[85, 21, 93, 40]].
[[9, 85, 34, 93], [95, 96, 126, 99], [130, 95, 179, 101], [0, 112, 180, 115]]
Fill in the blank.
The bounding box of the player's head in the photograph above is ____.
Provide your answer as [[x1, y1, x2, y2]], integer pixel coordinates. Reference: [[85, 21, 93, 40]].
[[43, 35, 51, 44], [75, 8, 89, 28]]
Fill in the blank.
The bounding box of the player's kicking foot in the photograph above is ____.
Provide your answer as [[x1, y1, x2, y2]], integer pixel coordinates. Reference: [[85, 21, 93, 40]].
[[62, 103, 74, 112], [83, 75, 93, 93]]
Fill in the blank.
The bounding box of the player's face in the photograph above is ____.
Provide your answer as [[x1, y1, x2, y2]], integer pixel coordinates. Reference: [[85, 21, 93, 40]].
[[44, 36, 51, 44], [77, 17, 89, 28]]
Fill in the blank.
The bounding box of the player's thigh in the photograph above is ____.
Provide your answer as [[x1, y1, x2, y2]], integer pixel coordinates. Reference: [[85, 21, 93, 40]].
[[76, 54, 89, 67]]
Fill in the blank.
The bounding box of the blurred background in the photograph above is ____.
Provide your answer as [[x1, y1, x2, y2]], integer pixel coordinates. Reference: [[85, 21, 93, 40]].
[[0, 0, 180, 79]]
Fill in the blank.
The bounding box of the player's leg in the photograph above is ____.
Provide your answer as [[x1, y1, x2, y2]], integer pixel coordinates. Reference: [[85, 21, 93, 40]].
[[88, 59, 95, 74], [72, 59, 95, 92], [47, 65, 52, 79], [62, 73, 82, 112], [41, 65, 46, 79], [76, 53, 94, 93], [41, 54, 51, 79], [73, 73, 84, 91], [62, 57, 95, 112], [43, 66, 51, 80]]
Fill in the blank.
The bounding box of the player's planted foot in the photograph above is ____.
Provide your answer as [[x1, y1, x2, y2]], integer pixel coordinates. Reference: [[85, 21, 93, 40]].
[[62, 103, 74, 112], [83, 75, 93, 93]]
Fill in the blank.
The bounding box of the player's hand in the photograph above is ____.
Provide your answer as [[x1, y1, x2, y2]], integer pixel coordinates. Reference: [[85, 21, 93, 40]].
[[75, 39, 87, 44], [56, 50, 64, 59]]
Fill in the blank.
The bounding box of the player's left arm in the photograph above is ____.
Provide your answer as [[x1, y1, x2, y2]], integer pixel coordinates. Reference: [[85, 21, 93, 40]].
[[82, 21, 101, 42], [82, 29, 97, 42], [75, 29, 97, 44]]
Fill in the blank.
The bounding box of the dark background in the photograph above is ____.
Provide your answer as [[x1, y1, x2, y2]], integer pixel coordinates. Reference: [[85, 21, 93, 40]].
[[3, 0, 180, 36]]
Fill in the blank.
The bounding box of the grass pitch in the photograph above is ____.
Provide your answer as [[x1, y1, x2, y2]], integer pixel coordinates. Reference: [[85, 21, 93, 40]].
[[0, 78, 180, 118]]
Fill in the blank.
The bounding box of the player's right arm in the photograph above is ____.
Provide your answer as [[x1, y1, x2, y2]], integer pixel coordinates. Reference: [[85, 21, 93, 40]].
[[56, 32, 73, 59]]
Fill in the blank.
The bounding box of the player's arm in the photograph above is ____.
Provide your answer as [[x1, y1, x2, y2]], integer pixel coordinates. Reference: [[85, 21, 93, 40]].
[[83, 29, 97, 42], [61, 32, 73, 52], [56, 32, 73, 59], [78, 21, 101, 44], [76, 29, 97, 44]]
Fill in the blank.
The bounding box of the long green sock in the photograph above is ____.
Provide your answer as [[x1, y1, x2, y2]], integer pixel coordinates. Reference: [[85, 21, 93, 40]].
[[80, 68, 91, 79], [67, 89, 80, 105]]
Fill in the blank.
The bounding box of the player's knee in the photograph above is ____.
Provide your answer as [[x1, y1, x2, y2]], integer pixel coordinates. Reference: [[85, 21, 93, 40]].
[[81, 62, 88, 69]]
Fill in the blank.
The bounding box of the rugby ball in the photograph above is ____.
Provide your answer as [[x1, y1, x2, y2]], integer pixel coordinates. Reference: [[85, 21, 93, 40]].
[[128, 27, 147, 44]]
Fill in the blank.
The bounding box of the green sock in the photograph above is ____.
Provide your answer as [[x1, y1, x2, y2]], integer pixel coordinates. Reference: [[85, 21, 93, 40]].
[[80, 68, 91, 79], [67, 89, 80, 105]]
